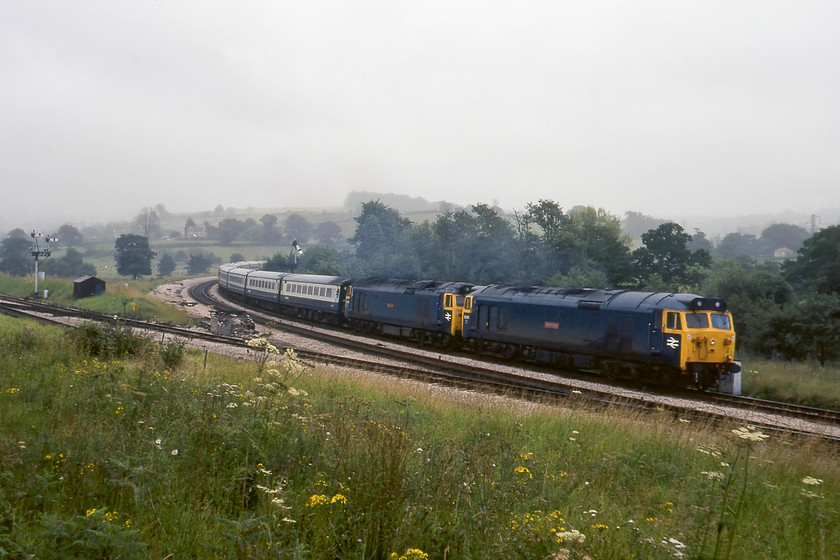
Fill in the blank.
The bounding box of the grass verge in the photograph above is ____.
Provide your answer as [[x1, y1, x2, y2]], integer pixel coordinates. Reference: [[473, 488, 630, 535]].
[[1, 317, 837, 559], [0, 273, 196, 325]]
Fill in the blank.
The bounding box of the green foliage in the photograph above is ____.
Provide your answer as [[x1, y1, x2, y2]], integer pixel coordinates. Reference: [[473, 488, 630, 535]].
[[186, 251, 218, 275], [114, 234, 155, 279], [56, 224, 85, 247], [68, 322, 150, 359], [783, 224, 840, 294], [41, 247, 97, 278], [157, 253, 177, 277], [633, 222, 711, 290], [0, 230, 32, 276]]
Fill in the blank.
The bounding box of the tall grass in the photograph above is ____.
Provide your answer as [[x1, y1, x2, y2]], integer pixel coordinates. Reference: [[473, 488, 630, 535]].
[[740, 355, 840, 409], [1, 318, 837, 559]]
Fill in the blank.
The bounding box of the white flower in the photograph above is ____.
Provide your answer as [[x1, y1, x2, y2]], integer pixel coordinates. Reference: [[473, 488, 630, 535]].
[[802, 476, 823, 486], [555, 529, 586, 543], [731, 426, 769, 442], [171, 449, 179, 456]]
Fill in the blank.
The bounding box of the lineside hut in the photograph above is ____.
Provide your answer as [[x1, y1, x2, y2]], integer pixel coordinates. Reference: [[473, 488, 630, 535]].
[[73, 276, 106, 298]]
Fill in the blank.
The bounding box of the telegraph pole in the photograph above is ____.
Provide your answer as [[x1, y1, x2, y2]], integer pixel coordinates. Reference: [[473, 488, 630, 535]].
[[30, 231, 57, 297]]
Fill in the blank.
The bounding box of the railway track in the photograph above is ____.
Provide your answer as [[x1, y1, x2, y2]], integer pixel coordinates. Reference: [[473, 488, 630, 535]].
[[2, 287, 839, 443], [188, 280, 840, 441]]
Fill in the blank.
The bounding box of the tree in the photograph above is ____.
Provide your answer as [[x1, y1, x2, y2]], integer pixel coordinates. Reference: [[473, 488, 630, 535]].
[[285, 214, 314, 244], [55, 224, 84, 247], [314, 221, 344, 248], [114, 234, 155, 279], [622, 211, 665, 242], [702, 260, 792, 353], [759, 223, 809, 258], [716, 232, 760, 260], [783, 225, 840, 294], [41, 248, 96, 278], [186, 252, 217, 275], [157, 253, 177, 277], [565, 206, 633, 285], [134, 207, 162, 239], [216, 218, 245, 245], [0, 229, 33, 276], [350, 200, 413, 261], [259, 214, 282, 244], [632, 222, 710, 289]]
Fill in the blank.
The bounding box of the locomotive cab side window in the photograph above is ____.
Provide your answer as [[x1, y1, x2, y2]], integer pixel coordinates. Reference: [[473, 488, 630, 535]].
[[666, 312, 681, 330]]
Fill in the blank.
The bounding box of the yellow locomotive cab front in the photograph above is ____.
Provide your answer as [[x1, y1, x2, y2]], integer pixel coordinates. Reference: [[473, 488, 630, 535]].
[[662, 308, 737, 388]]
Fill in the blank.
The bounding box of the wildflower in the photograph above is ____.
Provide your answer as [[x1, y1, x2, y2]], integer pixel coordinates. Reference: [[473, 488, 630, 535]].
[[306, 494, 329, 507], [170, 449, 179, 456], [555, 529, 586, 544], [330, 494, 347, 504], [731, 426, 769, 442], [86, 508, 97, 517], [514, 466, 533, 479], [390, 548, 430, 560], [154, 438, 163, 449], [702, 471, 725, 481], [802, 476, 823, 486]]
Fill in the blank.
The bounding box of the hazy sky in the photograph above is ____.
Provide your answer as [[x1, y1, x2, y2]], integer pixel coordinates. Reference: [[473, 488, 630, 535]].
[[2, 1, 839, 228]]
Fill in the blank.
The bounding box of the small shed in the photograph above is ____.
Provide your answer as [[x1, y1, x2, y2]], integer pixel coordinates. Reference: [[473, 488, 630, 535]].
[[73, 276, 106, 298]]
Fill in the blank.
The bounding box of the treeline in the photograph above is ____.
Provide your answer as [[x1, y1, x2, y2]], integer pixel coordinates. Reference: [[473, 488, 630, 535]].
[[265, 200, 840, 365]]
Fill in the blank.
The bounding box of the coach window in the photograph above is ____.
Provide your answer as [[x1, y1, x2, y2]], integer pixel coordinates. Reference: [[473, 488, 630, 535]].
[[666, 312, 682, 330]]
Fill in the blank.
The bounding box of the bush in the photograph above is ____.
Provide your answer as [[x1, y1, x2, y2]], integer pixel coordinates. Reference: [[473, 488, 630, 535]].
[[68, 322, 150, 359]]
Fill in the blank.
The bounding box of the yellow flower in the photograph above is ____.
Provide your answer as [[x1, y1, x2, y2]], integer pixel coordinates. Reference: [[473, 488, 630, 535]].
[[330, 494, 347, 504], [514, 466, 533, 479], [391, 548, 429, 560], [306, 494, 329, 507]]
